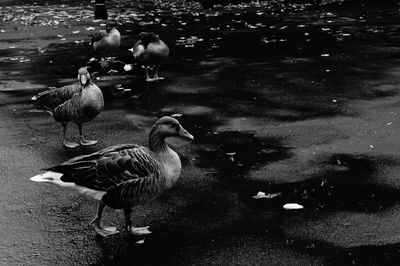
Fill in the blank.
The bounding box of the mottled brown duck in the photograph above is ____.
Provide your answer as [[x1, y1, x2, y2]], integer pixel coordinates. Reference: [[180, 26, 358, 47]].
[[91, 28, 120, 53], [31, 67, 104, 148], [30, 116, 194, 237], [129, 32, 169, 82]]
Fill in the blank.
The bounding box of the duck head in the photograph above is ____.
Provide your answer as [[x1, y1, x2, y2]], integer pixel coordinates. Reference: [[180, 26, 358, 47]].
[[138, 32, 160, 47], [151, 116, 194, 141], [105, 20, 118, 32], [77, 67, 91, 86]]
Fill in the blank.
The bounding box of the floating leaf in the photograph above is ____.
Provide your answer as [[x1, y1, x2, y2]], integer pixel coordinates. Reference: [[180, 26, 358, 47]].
[[252, 191, 282, 199], [124, 64, 132, 71], [283, 203, 304, 210]]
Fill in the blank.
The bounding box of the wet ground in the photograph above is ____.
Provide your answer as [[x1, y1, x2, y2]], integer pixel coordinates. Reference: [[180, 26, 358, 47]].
[[1, 0, 400, 265]]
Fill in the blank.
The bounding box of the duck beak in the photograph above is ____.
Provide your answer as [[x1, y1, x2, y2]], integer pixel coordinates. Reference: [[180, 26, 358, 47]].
[[178, 126, 194, 141], [128, 48, 134, 53], [79, 74, 88, 85]]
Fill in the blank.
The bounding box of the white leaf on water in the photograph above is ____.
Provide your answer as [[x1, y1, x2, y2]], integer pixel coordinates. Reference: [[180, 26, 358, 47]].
[[85, 26, 96, 31], [136, 239, 145, 244], [124, 64, 132, 71], [283, 203, 304, 210], [252, 191, 282, 199], [72, 30, 80, 34]]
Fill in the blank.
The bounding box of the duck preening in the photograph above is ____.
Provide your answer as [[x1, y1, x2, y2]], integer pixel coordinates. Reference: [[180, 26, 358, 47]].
[[129, 32, 169, 82], [90, 22, 121, 58], [30, 116, 194, 237], [31, 67, 104, 148]]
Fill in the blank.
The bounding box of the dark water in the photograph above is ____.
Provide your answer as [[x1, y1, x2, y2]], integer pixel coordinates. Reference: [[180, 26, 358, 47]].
[[2, 0, 400, 265]]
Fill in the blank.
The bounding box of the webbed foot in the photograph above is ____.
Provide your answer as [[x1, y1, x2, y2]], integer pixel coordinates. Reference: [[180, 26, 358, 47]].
[[63, 140, 80, 149], [80, 139, 98, 146], [129, 226, 152, 236], [90, 218, 119, 237]]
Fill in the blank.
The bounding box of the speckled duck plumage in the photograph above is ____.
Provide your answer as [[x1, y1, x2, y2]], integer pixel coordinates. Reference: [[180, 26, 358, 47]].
[[130, 32, 169, 82], [32, 67, 104, 148], [30, 116, 194, 237], [32, 68, 104, 125], [91, 27, 121, 53]]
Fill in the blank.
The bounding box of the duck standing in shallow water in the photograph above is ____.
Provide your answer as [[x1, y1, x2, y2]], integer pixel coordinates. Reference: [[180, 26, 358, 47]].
[[129, 32, 169, 82], [31, 67, 104, 148], [31, 116, 194, 237]]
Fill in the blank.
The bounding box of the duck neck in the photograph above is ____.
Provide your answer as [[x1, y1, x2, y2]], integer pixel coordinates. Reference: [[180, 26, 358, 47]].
[[80, 80, 92, 90], [149, 128, 168, 153]]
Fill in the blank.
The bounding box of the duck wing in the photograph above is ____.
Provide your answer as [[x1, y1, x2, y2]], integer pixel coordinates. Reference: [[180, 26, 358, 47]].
[[47, 144, 163, 208], [32, 84, 81, 110]]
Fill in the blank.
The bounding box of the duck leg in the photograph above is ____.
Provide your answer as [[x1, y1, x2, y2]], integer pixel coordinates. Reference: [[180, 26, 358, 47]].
[[78, 124, 98, 146], [62, 122, 79, 149], [153, 66, 165, 81], [144, 67, 155, 83], [90, 203, 119, 237], [123, 207, 152, 236]]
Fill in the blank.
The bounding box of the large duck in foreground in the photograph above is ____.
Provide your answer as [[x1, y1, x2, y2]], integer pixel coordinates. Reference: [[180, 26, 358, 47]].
[[30, 116, 194, 237], [129, 32, 169, 82], [31, 67, 104, 148]]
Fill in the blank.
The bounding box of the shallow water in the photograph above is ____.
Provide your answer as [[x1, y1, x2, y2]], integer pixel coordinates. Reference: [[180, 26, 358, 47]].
[[2, 0, 400, 265]]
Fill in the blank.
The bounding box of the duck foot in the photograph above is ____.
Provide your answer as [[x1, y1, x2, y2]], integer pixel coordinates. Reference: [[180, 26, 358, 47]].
[[146, 77, 157, 83], [80, 139, 98, 146], [90, 219, 119, 238], [63, 140, 80, 149], [129, 226, 152, 236], [154, 76, 165, 81]]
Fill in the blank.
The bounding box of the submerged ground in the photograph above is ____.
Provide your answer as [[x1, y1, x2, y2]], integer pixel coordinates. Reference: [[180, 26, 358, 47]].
[[1, 0, 400, 265]]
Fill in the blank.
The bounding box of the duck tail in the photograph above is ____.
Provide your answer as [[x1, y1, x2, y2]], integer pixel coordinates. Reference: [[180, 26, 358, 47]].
[[30, 171, 64, 183]]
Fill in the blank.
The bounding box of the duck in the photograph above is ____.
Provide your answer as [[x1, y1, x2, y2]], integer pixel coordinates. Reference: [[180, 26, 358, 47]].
[[90, 22, 121, 59], [31, 67, 104, 148], [30, 116, 194, 237], [129, 32, 169, 82]]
